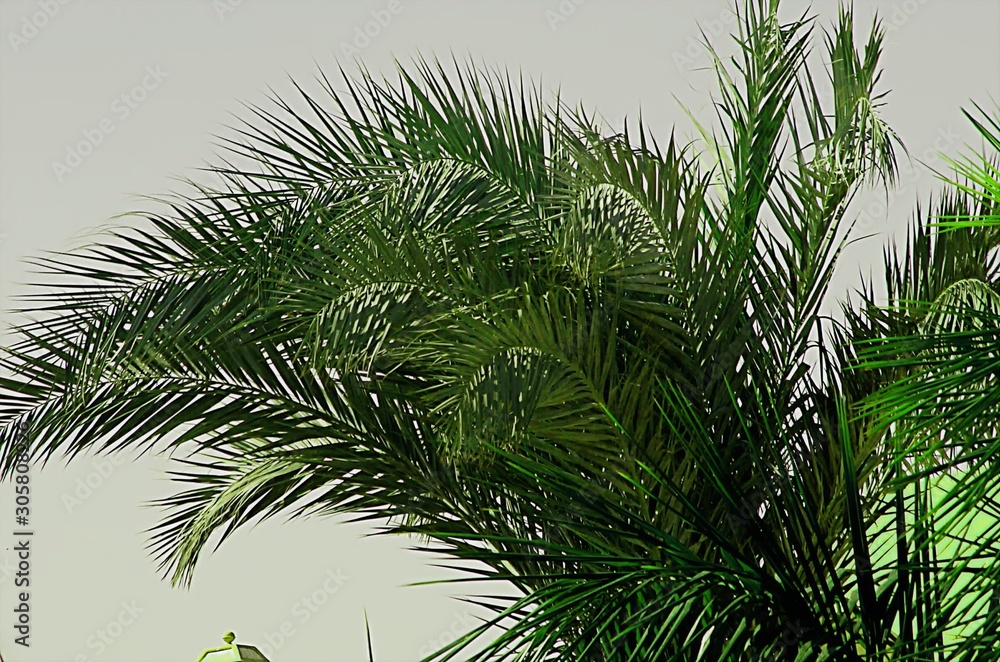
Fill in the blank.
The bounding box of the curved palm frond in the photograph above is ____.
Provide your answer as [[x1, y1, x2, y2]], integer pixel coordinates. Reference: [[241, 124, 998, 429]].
[[1, 1, 997, 660]]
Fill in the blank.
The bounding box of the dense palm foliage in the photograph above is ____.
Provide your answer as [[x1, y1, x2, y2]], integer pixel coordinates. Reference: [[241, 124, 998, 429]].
[[1, 1, 998, 659]]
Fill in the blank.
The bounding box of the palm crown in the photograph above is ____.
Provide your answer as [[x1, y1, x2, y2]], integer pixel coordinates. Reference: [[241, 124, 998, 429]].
[[2, 1, 998, 659]]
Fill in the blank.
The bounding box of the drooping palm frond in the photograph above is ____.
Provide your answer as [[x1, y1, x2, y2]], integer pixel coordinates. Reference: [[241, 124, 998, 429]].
[[0, 51, 701, 612], [1, 1, 996, 660]]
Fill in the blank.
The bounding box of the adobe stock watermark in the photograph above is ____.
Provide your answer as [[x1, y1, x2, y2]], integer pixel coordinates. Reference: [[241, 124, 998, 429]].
[[747, 617, 812, 661], [7, 0, 74, 54], [339, 0, 403, 58], [61, 454, 126, 514], [211, 0, 245, 21], [51, 65, 168, 183], [255, 568, 350, 658], [72, 600, 145, 662], [545, 0, 587, 31], [417, 611, 481, 658], [852, 125, 960, 235], [882, 0, 932, 33], [672, 6, 738, 72]]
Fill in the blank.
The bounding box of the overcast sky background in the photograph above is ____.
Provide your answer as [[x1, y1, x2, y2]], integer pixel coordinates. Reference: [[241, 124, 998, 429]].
[[0, 1, 998, 660]]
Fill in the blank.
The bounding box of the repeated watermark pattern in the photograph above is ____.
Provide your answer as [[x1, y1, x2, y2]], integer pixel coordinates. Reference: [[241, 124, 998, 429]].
[[672, 6, 738, 72], [852, 125, 960, 235], [545, 0, 588, 31], [255, 567, 350, 658], [339, 0, 403, 58], [7, 0, 75, 54], [882, 0, 933, 33], [61, 454, 126, 515], [50, 65, 168, 182], [417, 611, 481, 659], [72, 600, 145, 662], [211, 0, 246, 21]]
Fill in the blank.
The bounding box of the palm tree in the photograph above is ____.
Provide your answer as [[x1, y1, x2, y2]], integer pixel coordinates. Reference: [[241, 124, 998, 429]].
[[842, 103, 1000, 660], [1, 0, 996, 658]]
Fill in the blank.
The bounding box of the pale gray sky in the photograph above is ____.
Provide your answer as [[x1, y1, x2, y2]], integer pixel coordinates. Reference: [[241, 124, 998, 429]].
[[0, 1, 997, 660]]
